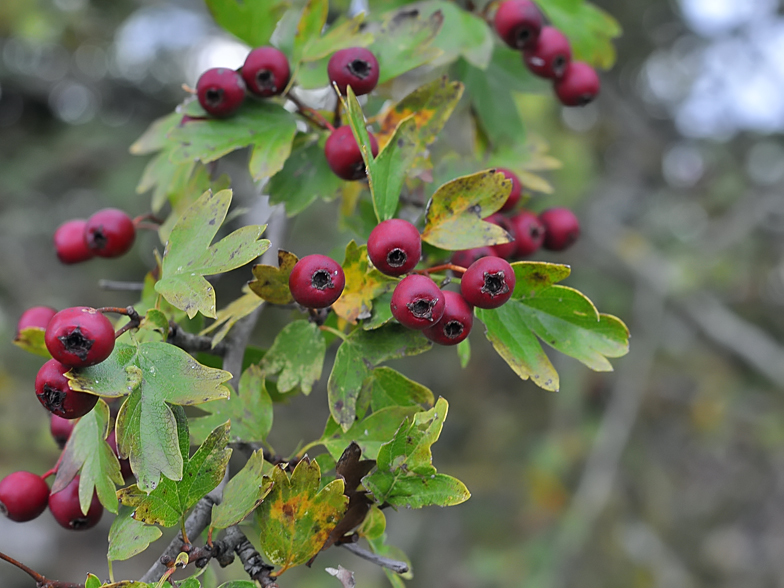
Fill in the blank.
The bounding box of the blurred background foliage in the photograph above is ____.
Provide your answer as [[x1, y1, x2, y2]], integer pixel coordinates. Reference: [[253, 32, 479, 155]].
[[3, 0, 784, 587]]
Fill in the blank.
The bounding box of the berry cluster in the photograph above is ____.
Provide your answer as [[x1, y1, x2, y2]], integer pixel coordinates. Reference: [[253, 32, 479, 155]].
[[0, 307, 134, 530], [54, 208, 136, 264], [452, 169, 581, 268], [494, 0, 600, 107]]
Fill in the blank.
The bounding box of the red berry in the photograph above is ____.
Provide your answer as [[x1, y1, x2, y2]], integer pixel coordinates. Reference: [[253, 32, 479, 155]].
[[367, 219, 421, 276], [45, 306, 115, 368], [509, 210, 545, 257], [451, 247, 493, 272], [523, 26, 572, 79], [54, 220, 94, 264], [242, 47, 290, 97], [84, 209, 136, 258], [196, 67, 246, 117], [554, 61, 600, 107], [106, 430, 133, 481], [485, 214, 517, 260], [50, 413, 75, 449], [423, 291, 474, 346], [48, 476, 103, 531], [327, 47, 380, 96], [497, 168, 523, 212], [494, 0, 543, 50], [390, 275, 446, 330], [0, 472, 50, 522], [460, 256, 516, 309], [539, 208, 580, 251], [324, 125, 380, 181], [289, 255, 346, 309], [35, 359, 99, 419], [16, 306, 57, 337]]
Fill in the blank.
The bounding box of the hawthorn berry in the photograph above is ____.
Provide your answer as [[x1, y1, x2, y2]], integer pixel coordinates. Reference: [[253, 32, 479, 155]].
[[35, 359, 99, 419], [16, 306, 57, 336], [54, 219, 94, 264], [324, 125, 380, 181], [509, 210, 545, 257], [50, 413, 75, 449], [390, 275, 446, 330], [44, 306, 115, 368], [48, 476, 103, 531], [523, 26, 572, 79], [554, 61, 600, 106], [539, 207, 580, 251], [196, 67, 246, 118], [84, 208, 136, 258], [423, 291, 474, 346], [289, 254, 346, 309], [451, 247, 493, 272], [107, 430, 133, 481], [0, 472, 50, 522], [327, 47, 380, 96], [485, 214, 517, 260], [461, 256, 516, 309], [367, 219, 421, 276], [242, 46, 290, 97], [497, 168, 523, 212], [494, 0, 543, 50]]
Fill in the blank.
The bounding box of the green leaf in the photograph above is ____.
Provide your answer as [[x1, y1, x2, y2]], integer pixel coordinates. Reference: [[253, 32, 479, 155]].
[[538, 0, 621, 69], [331, 241, 398, 324], [320, 406, 422, 461], [118, 422, 232, 527], [217, 581, 259, 588], [292, 0, 327, 66], [459, 46, 544, 144], [199, 287, 264, 347], [130, 112, 181, 155], [211, 449, 274, 530], [328, 324, 432, 431], [457, 338, 471, 368], [425, 1, 494, 68], [190, 365, 273, 445], [301, 13, 374, 62], [74, 342, 233, 491], [363, 398, 470, 508], [475, 261, 629, 391], [51, 400, 123, 514], [369, 8, 444, 83], [364, 366, 435, 412], [108, 506, 163, 562], [85, 574, 101, 588], [421, 170, 514, 250], [374, 76, 464, 157], [168, 101, 298, 182], [257, 459, 347, 575], [358, 505, 386, 540], [13, 326, 50, 357], [268, 136, 344, 216], [155, 189, 270, 319], [204, 0, 289, 49], [369, 117, 419, 220], [261, 321, 326, 395], [362, 291, 394, 330], [248, 250, 299, 305]]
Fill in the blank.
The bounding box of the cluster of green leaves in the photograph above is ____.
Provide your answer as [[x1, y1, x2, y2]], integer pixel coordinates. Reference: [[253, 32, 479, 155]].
[[10, 0, 625, 586]]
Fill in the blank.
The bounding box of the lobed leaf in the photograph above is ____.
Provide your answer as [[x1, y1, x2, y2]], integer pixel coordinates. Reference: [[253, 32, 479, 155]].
[[248, 250, 299, 305], [108, 506, 163, 562], [211, 449, 274, 530], [261, 321, 326, 395]]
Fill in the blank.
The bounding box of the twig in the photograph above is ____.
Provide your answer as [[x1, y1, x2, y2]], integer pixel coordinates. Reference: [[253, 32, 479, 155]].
[[326, 565, 356, 588], [287, 92, 335, 132], [413, 263, 466, 276], [340, 542, 409, 574], [0, 550, 84, 588], [224, 526, 278, 587], [168, 322, 228, 356], [98, 280, 145, 291]]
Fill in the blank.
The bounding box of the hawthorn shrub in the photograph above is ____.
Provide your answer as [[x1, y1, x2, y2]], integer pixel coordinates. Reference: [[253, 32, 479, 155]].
[[4, 0, 624, 586]]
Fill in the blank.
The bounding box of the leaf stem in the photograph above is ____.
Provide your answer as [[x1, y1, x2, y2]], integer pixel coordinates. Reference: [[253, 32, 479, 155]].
[[293, 439, 323, 460], [319, 325, 348, 341], [287, 92, 335, 132], [97, 306, 143, 339], [413, 263, 466, 276], [0, 550, 46, 584]]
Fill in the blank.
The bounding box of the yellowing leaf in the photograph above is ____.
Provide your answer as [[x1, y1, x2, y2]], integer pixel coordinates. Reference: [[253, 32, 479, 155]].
[[332, 242, 398, 324], [257, 459, 347, 575], [248, 250, 299, 305], [199, 287, 264, 347], [421, 170, 513, 250]]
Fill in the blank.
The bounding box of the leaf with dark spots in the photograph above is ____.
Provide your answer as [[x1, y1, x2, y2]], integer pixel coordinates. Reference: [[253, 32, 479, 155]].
[[156, 189, 270, 319]]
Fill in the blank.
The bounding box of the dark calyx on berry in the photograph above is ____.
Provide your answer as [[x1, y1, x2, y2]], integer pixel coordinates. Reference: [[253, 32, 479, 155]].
[[311, 269, 334, 290], [289, 254, 346, 308], [523, 26, 572, 80], [461, 256, 516, 309], [45, 306, 115, 368], [494, 0, 543, 50], [48, 476, 103, 531], [367, 219, 421, 276], [390, 274, 446, 330], [554, 61, 600, 107], [196, 67, 246, 117], [84, 208, 136, 258], [242, 46, 290, 97], [423, 291, 474, 346], [327, 47, 380, 96], [35, 359, 99, 419]]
